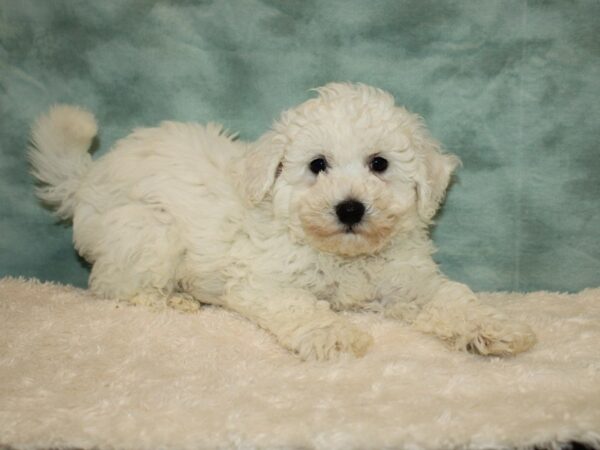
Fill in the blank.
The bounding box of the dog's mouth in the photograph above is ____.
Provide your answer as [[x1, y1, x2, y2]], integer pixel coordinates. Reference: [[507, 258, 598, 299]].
[[332, 215, 366, 236], [298, 198, 401, 256], [342, 224, 359, 234], [299, 215, 396, 257]]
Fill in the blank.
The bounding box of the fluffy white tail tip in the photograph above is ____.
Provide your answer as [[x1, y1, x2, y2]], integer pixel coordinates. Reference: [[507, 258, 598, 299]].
[[31, 105, 98, 153]]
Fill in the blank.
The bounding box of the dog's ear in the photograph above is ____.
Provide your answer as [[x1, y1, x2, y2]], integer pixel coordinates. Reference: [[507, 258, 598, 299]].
[[413, 128, 460, 222], [237, 131, 286, 204]]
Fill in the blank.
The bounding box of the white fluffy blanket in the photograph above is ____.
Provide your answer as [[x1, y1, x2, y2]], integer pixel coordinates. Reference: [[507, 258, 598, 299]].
[[1, 277, 599, 450]]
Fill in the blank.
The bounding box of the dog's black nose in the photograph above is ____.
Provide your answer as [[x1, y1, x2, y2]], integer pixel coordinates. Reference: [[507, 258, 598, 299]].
[[335, 200, 365, 226]]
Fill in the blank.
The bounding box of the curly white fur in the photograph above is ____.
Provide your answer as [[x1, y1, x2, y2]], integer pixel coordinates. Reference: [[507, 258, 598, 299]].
[[28, 83, 536, 360]]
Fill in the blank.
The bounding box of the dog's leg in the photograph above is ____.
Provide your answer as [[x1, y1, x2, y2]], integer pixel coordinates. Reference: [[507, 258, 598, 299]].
[[222, 285, 372, 361], [79, 204, 195, 311], [409, 279, 536, 356]]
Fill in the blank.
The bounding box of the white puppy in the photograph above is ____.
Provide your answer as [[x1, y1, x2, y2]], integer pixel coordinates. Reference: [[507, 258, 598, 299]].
[[29, 83, 536, 360]]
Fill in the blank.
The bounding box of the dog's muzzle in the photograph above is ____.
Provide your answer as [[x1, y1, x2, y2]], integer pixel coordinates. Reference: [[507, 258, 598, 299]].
[[335, 199, 365, 229]]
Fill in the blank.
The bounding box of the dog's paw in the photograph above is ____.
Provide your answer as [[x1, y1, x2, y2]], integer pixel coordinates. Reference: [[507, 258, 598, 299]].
[[412, 297, 536, 357], [128, 292, 200, 313], [283, 319, 373, 361], [463, 319, 537, 356], [166, 293, 201, 313]]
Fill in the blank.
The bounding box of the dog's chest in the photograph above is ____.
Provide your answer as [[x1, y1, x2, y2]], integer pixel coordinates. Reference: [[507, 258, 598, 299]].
[[301, 255, 386, 310]]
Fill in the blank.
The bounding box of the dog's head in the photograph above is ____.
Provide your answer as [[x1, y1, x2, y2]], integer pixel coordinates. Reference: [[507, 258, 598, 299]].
[[238, 83, 459, 256]]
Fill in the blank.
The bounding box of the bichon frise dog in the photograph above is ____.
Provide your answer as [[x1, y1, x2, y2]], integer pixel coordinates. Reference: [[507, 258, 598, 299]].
[[29, 83, 536, 360]]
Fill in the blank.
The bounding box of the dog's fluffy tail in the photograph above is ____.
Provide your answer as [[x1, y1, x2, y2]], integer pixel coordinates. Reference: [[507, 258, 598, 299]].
[[28, 105, 97, 220]]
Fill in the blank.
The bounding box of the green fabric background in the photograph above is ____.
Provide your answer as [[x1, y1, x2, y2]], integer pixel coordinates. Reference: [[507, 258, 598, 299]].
[[1, 0, 598, 292]]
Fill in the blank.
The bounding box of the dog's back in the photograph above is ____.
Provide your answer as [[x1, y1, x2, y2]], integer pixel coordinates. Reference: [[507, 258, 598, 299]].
[[30, 106, 247, 300]]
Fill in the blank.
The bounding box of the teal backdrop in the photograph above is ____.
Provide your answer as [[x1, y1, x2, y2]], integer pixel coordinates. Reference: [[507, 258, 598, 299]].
[[1, 1, 599, 292]]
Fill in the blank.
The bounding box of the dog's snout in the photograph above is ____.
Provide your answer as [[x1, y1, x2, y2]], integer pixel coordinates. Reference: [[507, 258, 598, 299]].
[[335, 200, 365, 227]]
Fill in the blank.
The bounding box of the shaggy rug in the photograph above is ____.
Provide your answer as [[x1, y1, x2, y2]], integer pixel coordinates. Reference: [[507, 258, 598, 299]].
[[0, 277, 599, 450]]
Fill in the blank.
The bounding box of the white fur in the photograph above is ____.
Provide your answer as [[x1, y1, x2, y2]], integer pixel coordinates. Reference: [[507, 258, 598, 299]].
[[28, 83, 536, 360]]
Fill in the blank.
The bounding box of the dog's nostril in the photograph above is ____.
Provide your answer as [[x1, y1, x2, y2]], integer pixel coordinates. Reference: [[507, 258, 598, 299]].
[[335, 200, 365, 226]]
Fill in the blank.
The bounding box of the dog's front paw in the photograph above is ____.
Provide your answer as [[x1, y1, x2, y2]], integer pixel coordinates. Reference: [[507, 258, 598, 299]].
[[281, 318, 373, 361], [413, 301, 537, 356], [464, 319, 537, 356]]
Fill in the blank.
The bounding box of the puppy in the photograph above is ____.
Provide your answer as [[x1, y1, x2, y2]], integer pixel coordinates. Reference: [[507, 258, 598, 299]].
[[29, 83, 536, 360]]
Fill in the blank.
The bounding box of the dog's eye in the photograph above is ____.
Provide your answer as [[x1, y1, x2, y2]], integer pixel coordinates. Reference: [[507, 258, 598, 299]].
[[369, 156, 388, 173], [309, 157, 328, 175]]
